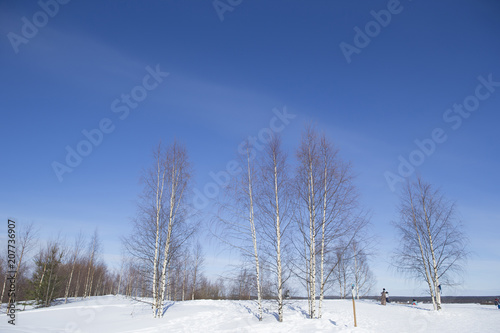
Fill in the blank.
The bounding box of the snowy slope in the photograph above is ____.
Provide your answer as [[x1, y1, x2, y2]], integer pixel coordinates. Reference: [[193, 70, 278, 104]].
[[1, 296, 499, 332]]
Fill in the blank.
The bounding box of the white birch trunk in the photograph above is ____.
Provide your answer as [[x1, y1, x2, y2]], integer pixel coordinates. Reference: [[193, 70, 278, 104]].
[[308, 160, 316, 319], [159, 175, 176, 316], [182, 263, 187, 301], [0, 274, 7, 304], [74, 269, 81, 299], [191, 254, 198, 301], [117, 265, 123, 295], [84, 236, 96, 299], [152, 152, 166, 317], [273, 157, 284, 322], [65, 246, 80, 304], [422, 200, 442, 311], [158, 144, 188, 316], [64, 263, 75, 303], [410, 191, 437, 310], [88, 265, 96, 298], [245, 145, 263, 321], [318, 158, 328, 317]]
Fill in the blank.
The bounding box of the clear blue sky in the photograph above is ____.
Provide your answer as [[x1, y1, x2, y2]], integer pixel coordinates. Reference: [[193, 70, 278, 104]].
[[1, 0, 499, 296]]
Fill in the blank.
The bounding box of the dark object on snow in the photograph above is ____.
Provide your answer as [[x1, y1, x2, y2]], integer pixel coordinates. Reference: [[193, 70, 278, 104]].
[[495, 298, 499, 308], [284, 290, 290, 299], [381, 288, 388, 306]]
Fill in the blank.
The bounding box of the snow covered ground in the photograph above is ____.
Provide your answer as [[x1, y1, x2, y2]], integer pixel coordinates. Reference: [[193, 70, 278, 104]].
[[2, 295, 499, 332]]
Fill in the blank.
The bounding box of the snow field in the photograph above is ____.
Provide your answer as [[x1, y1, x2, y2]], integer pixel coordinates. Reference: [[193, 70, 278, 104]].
[[1, 295, 499, 332]]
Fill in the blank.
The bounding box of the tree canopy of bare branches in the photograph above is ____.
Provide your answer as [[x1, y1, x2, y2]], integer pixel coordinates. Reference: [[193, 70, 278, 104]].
[[293, 126, 370, 318], [211, 139, 264, 320], [255, 135, 293, 322], [392, 176, 468, 311], [123, 140, 194, 318]]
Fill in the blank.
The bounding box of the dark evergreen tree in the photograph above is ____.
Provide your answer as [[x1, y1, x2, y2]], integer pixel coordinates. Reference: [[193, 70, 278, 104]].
[[28, 243, 64, 307]]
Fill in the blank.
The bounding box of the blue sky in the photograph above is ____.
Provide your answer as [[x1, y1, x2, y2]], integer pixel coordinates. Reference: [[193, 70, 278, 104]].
[[1, 0, 499, 296]]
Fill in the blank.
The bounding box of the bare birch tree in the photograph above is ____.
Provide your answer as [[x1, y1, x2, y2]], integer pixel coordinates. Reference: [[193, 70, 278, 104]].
[[392, 176, 468, 311], [212, 140, 263, 320], [65, 231, 85, 303], [294, 126, 368, 318], [335, 246, 350, 298], [73, 260, 82, 298], [256, 135, 292, 322], [83, 229, 100, 299], [351, 240, 375, 299], [158, 141, 191, 316], [190, 242, 204, 300], [151, 143, 167, 316], [123, 141, 193, 317], [295, 127, 321, 318], [316, 133, 371, 317], [181, 248, 190, 301]]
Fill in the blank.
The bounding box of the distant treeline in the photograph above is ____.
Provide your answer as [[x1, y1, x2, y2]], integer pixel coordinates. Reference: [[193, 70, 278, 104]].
[[347, 296, 498, 305], [284, 295, 497, 305]]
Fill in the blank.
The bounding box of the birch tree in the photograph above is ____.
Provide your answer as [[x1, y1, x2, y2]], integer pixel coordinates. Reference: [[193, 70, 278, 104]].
[[65, 231, 85, 303], [393, 177, 468, 311], [158, 141, 191, 316], [123, 141, 193, 317], [212, 140, 263, 320], [316, 133, 370, 317], [190, 242, 204, 300], [351, 240, 375, 299], [180, 249, 190, 301], [256, 135, 292, 322], [83, 229, 100, 298], [335, 246, 350, 298], [73, 258, 85, 299], [294, 126, 367, 318], [295, 127, 321, 318], [151, 143, 167, 316]]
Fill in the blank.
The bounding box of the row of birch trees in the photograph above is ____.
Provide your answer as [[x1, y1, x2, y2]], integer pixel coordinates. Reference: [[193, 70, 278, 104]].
[[294, 127, 370, 319], [123, 141, 197, 318], [213, 126, 373, 322], [118, 242, 213, 301], [0, 226, 118, 309]]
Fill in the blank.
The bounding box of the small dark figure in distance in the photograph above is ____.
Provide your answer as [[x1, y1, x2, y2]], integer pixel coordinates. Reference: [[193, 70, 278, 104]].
[[381, 288, 388, 306], [495, 297, 499, 309], [284, 289, 290, 299], [412, 299, 418, 306]]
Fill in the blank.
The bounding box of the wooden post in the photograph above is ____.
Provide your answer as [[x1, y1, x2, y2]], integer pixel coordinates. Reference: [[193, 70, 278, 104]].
[[351, 284, 357, 327]]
